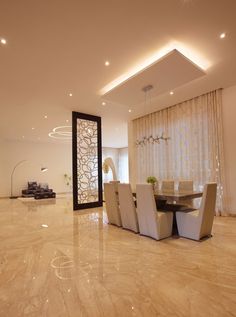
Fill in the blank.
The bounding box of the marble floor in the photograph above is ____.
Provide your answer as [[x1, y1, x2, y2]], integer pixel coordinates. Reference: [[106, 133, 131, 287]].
[[0, 197, 235, 317]]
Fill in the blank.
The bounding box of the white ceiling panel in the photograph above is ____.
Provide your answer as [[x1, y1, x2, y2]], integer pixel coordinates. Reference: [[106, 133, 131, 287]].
[[102, 50, 205, 106]]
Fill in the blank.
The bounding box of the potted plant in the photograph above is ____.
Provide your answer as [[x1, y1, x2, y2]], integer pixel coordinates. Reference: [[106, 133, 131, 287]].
[[146, 176, 158, 191], [64, 173, 72, 190]]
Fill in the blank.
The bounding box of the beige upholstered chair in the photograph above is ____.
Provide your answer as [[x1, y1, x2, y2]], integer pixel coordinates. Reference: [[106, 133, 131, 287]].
[[161, 180, 174, 191], [178, 180, 194, 207], [136, 184, 173, 240], [109, 180, 120, 192], [109, 180, 120, 202], [178, 180, 193, 192], [104, 183, 122, 227], [118, 183, 139, 233], [176, 183, 217, 240]]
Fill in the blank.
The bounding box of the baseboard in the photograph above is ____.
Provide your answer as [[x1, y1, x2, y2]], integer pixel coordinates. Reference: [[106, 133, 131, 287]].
[[0, 191, 72, 199]]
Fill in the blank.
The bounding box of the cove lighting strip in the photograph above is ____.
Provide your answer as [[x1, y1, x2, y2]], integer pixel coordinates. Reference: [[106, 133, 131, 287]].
[[99, 41, 210, 96], [48, 126, 72, 140]]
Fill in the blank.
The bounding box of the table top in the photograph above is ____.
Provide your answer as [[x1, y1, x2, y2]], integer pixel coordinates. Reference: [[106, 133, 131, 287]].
[[154, 190, 203, 201]]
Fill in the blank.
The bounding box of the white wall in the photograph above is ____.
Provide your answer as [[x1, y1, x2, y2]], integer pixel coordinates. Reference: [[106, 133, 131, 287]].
[[0, 140, 72, 197], [118, 147, 129, 183], [222, 85, 236, 214], [0, 141, 129, 198], [102, 147, 129, 183]]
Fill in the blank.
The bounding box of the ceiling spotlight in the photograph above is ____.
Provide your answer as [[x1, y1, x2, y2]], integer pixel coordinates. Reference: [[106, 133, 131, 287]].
[[105, 61, 110, 66], [44, 115, 48, 119], [41, 224, 48, 228], [0, 38, 7, 45], [66, 119, 69, 123], [102, 102, 106, 106], [128, 109, 132, 113], [69, 93, 73, 97], [22, 136, 25, 139], [170, 91, 174, 95], [32, 127, 35, 130], [220, 33, 226, 39]]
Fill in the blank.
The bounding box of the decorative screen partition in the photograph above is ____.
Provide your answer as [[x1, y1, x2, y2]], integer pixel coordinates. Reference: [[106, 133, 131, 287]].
[[72, 112, 102, 210]]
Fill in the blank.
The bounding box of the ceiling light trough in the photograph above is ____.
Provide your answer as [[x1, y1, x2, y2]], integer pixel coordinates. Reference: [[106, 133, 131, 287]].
[[100, 48, 206, 106]]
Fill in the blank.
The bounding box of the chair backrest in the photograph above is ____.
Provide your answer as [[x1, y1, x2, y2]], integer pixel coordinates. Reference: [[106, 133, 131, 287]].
[[118, 183, 139, 233], [161, 180, 174, 191], [109, 180, 120, 192], [199, 183, 217, 237], [104, 183, 122, 226], [109, 180, 120, 203], [136, 184, 159, 239], [178, 180, 193, 192]]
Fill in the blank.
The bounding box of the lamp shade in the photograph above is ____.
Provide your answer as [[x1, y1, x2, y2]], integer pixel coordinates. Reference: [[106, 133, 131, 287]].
[[41, 167, 48, 173]]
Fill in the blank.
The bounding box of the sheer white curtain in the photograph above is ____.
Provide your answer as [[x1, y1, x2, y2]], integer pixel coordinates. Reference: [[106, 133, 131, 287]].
[[132, 89, 228, 215]]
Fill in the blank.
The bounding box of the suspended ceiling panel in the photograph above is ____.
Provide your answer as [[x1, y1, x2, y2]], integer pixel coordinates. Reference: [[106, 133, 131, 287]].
[[102, 49, 206, 106]]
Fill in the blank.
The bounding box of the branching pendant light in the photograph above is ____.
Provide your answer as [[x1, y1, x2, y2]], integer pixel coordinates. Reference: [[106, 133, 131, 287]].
[[135, 84, 170, 146]]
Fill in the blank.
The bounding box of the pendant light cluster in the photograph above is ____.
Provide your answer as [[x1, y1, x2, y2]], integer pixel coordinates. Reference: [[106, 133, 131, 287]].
[[135, 84, 170, 147]]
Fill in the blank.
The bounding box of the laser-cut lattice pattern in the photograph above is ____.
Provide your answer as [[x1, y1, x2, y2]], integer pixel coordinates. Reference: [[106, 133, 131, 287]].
[[77, 118, 99, 203]]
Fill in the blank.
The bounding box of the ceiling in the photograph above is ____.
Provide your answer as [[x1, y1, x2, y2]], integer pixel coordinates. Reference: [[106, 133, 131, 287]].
[[0, 0, 236, 148], [103, 49, 206, 105]]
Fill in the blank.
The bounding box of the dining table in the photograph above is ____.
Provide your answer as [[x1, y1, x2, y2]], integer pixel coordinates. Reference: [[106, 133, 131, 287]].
[[153, 190, 203, 202]]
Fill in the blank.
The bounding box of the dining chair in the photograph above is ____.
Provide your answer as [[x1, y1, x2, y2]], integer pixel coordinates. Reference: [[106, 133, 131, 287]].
[[118, 183, 139, 233], [136, 184, 173, 240], [178, 180, 194, 208], [178, 180, 193, 192], [104, 183, 122, 227], [161, 180, 174, 191], [176, 183, 217, 240], [109, 180, 120, 191]]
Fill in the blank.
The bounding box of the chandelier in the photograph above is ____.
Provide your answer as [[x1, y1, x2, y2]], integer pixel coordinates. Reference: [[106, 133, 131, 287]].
[[136, 133, 170, 146]]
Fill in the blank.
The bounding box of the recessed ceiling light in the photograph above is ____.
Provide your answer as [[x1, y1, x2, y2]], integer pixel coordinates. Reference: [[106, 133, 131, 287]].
[[128, 109, 132, 113], [66, 119, 69, 123], [22, 136, 25, 139], [44, 115, 48, 119], [170, 91, 174, 95], [220, 32, 226, 39], [69, 93, 73, 97], [41, 224, 48, 228], [102, 102, 106, 106], [0, 38, 7, 45], [105, 61, 110, 66], [32, 127, 35, 130]]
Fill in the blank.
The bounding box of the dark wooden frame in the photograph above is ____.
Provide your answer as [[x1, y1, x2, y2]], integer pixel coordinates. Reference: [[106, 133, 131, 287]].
[[72, 111, 103, 210]]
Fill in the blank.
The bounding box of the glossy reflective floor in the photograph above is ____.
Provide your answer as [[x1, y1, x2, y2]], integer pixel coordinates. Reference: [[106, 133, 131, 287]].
[[0, 196, 236, 317]]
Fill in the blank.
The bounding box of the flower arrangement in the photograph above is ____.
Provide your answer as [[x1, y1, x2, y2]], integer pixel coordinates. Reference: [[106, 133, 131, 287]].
[[64, 173, 72, 187], [146, 176, 157, 185], [102, 162, 110, 174]]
